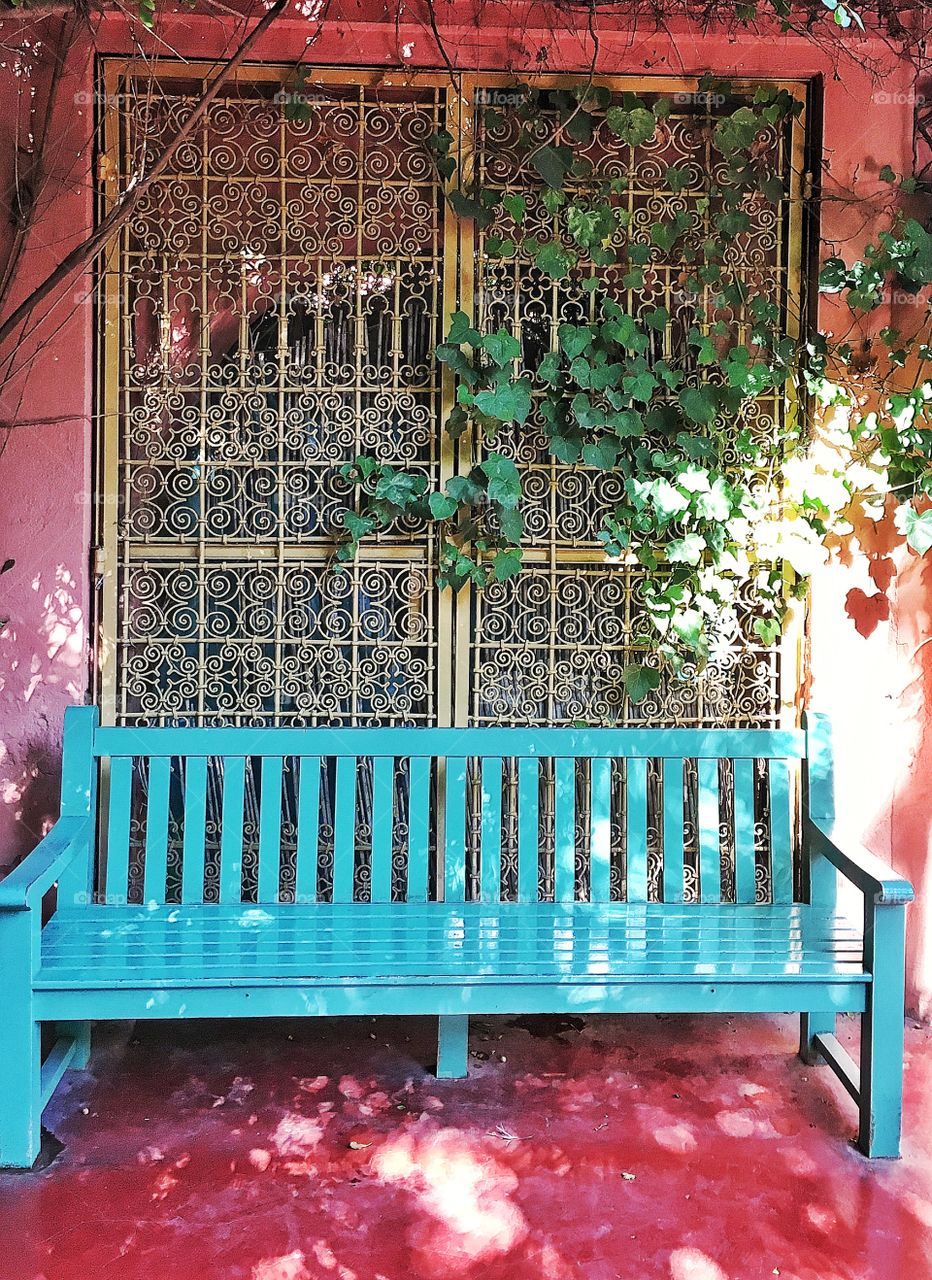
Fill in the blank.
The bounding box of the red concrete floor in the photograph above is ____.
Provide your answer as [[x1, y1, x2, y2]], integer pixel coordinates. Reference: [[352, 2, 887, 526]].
[[1, 1013, 931, 1280]]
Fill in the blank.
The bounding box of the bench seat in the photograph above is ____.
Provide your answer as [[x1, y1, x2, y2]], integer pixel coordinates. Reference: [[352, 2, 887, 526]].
[[38, 903, 867, 987]]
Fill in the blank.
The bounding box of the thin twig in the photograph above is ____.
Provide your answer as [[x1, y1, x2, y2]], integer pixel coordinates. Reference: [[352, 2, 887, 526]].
[[0, 0, 290, 352]]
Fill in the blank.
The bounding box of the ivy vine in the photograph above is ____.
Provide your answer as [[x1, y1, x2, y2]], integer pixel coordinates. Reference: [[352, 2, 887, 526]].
[[331, 73, 932, 703]]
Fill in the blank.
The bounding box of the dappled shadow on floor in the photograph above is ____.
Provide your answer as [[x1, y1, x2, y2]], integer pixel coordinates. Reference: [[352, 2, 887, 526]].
[[1, 1013, 931, 1280]]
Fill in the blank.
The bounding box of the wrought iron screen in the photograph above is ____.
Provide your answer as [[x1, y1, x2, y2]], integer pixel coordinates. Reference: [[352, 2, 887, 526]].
[[96, 65, 808, 903]]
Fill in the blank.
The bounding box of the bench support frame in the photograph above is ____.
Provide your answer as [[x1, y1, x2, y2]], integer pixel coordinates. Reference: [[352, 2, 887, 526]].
[[0, 911, 42, 1169], [437, 1014, 469, 1078], [800, 901, 908, 1158]]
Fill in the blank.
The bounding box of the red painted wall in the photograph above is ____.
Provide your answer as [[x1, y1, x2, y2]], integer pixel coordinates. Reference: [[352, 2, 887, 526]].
[[0, 4, 929, 1013]]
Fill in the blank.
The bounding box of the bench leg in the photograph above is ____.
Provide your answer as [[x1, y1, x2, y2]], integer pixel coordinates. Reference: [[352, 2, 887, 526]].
[[0, 914, 42, 1169], [799, 1011, 835, 1065], [437, 1015, 469, 1079], [58, 1021, 92, 1070], [859, 904, 907, 1158]]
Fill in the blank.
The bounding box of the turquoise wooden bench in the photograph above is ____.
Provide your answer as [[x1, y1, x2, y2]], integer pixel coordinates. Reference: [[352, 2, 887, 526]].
[[0, 706, 914, 1167]]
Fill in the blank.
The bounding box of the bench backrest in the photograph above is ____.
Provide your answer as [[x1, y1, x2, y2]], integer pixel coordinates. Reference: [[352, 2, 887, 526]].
[[60, 708, 829, 908]]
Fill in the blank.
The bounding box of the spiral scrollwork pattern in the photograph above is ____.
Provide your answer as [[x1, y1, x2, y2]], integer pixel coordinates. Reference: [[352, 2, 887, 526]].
[[108, 75, 449, 729], [469, 86, 797, 735]]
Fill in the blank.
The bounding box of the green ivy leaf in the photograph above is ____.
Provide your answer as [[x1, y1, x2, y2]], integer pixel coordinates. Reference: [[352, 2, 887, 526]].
[[473, 379, 532, 424], [481, 329, 522, 366], [601, 310, 648, 353], [759, 173, 785, 203], [374, 468, 429, 508], [894, 504, 932, 555], [502, 193, 527, 223], [541, 187, 566, 215], [446, 311, 481, 345], [446, 474, 483, 504], [341, 511, 375, 541], [713, 107, 760, 155], [485, 236, 516, 258], [666, 165, 690, 194], [492, 547, 523, 581], [753, 616, 782, 645], [623, 369, 659, 402], [623, 663, 662, 704], [498, 506, 524, 543], [481, 453, 522, 507], [435, 344, 480, 386], [679, 385, 719, 425], [695, 477, 735, 522], [671, 607, 705, 650], [532, 144, 573, 189], [537, 350, 562, 384], [428, 492, 459, 520], [449, 189, 495, 227], [536, 240, 576, 280], [606, 105, 656, 146], [666, 533, 706, 565], [557, 323, 593, 360], [582, 437, 621, 469]]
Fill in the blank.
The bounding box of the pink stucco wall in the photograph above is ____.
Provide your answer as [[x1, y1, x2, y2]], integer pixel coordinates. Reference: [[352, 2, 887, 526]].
[[0, 4, 929, 1013]]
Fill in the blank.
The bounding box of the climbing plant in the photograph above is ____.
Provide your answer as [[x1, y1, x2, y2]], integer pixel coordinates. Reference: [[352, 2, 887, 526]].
[[337, 79, 817, 699], [334, 68, 932, 701]]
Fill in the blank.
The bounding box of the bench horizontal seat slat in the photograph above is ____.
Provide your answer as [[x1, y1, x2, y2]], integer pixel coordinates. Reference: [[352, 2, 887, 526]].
[[92, 726, 807, 760], [37, 902, 866, 987]]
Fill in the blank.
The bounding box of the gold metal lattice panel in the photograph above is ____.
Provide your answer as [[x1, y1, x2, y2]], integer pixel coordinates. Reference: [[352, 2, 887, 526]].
[[461, 74, 807, 728], [98, 66, 458, 727], [97, 65, 807, 735]]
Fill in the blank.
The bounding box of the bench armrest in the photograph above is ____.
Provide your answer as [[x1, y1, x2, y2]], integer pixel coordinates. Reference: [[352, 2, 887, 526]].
[[0, 816, 93, 912], [805, 818, 915, 906]]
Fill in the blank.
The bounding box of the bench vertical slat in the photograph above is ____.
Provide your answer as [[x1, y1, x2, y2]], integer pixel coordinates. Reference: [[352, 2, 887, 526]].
[[407, 757, 431, 903], [769, 758, 793, 904], [104, 756, 134, 905], [219, 757, 246, 903], [517, 757, 540, 904], [332, 757, 357, 903], [181, 756, 208, 904], [733, 757, 757, 903], [295, 756, 321, 904], [625, 757, 648, 903], [444, 758, 467, 902], [589, 757, 612, 903], [257, 757, 283, 903], [662, 758, 685, 904], [697, 758, 722, 904], [554, 758, 576, 902], [480, 757, 503, 903], [143, 757, 171, 903], [370, 757, 395, 904]]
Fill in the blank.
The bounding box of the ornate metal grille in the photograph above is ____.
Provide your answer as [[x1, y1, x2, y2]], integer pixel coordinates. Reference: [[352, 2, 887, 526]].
[[97, 66, 807, 905], [99, 69, 454, 727], [465, 76, 805, 728]]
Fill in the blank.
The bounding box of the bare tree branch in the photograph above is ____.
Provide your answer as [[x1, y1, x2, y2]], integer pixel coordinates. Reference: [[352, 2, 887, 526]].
[[0, 0, 289, 353]]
